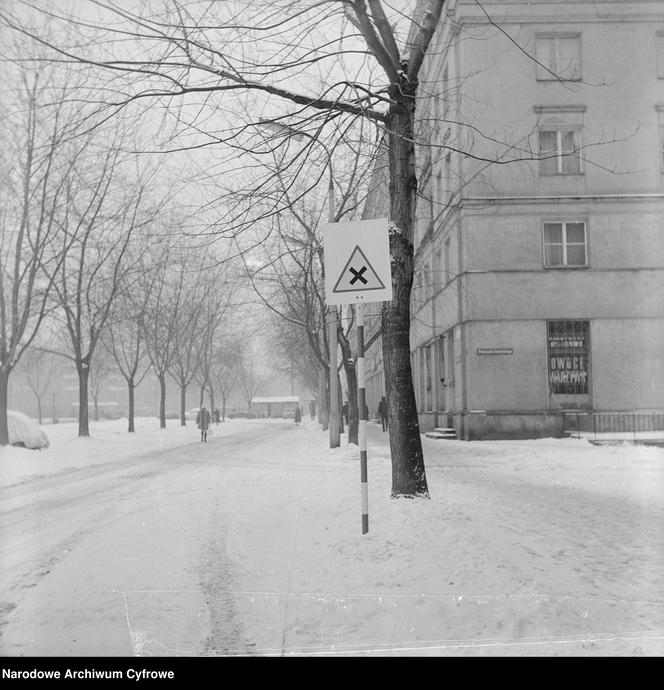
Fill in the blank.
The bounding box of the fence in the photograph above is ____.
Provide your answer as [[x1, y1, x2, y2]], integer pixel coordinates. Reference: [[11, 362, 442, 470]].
[[563, 411, 664, 440]]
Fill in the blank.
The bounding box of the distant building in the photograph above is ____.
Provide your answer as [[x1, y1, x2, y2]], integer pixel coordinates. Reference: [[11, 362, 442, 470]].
[[251, 396, 300, 418], [363, 0, 664, 439]]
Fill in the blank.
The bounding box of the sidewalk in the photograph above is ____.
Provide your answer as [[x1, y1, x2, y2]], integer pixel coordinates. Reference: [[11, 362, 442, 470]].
[[215, 419, 664, 656]]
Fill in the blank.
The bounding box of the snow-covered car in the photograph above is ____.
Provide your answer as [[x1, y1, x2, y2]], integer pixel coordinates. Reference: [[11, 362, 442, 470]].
[[185, 408, 200, 420], [7, 410, 50, 449]]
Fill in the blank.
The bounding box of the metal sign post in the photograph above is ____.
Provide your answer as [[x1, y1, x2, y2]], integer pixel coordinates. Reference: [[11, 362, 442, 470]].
[[357, 303, 368, 534], [323, 218, 391, 535]]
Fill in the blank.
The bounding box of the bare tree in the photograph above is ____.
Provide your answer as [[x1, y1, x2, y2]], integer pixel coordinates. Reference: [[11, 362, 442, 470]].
[[88, 348, 115, 422], [0, 64, 80, 445], [238, 130, 378, 443], [236, 341, 271, 414], [140, 232, 219, 429], [45, 127, 161, 437], [0, 0, 454, 494], [270, 313, 319, 397], [208, 334, 242, 422], [102, 254, 154, 432], [141, 237, 183, 429], [104, 312, 150, 433], [17, 347, 61, 424], [167, 248, 211, 425], [192, 260, 243, 422]]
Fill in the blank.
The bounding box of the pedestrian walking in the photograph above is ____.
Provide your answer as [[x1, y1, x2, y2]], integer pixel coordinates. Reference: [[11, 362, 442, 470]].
[[214, 408, 220, 424], [309, 401, 316, 420], [342, 401, 349, 425], [196, 405, 211, 442], [378, 396, 388, 432], [294, 405, 302, 426]]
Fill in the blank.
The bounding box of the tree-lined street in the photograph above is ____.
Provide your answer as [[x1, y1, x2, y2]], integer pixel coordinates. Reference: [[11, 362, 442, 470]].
[[1, 0, 663, 661]]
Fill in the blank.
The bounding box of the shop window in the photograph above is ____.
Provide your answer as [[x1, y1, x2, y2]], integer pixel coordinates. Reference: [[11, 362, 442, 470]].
[[547, 320, 590, 395], [543, 221, 587, 267], [536, 34, 581, 80], [657, 32, 664, 78]]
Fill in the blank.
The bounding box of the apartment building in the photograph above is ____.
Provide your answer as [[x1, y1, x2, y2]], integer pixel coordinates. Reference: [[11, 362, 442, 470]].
[[364, 0, 664, 439], [411, 0, 664, 439]]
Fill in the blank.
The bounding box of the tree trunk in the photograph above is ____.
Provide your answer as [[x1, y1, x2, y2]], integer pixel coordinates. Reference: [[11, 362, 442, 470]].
[[320, 365, 329, 431], [77, 363, 90, 437], [93, 395, 100, 422], [221, 393, 227, 422], [382, 91, 429, 498], [0, 366, 10, 446], [337, 376, 344, 434], [158, 372, 167, 429], [37, 397, 43, 425], [180, 382, 186, 426], [128, 377, 135, 433]]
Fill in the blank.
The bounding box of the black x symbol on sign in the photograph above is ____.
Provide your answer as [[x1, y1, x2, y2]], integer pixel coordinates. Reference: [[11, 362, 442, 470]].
[[349, 266, 368, 285]]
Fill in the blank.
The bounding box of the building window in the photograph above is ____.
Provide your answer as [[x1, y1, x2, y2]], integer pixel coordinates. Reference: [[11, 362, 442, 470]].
[[539, 129, 582, 174], [444, 153, 452, 204], [543, 221, 587, 267], [660, 125, 664, 172], [657, 32, 664, 78], [444, 235, 451, 282], [547, 320, 590, 395], [536, 34, 581, 80], [437, 335, 446, 409], [447, 330, 455, 387], [424, 344, 433, 409]]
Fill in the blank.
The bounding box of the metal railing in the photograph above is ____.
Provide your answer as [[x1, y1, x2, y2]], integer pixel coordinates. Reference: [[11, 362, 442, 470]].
[[563, 411, 664, 440]]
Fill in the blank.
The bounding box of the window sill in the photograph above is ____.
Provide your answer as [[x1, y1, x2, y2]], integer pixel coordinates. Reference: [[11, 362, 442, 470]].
[[543, 264, 590, 270], [536, 76, 582, 82], [538, 173, 585, 177]]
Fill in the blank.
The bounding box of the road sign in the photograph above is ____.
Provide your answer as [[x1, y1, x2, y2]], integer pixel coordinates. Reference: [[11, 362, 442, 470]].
[[323, 218, 392, 305]]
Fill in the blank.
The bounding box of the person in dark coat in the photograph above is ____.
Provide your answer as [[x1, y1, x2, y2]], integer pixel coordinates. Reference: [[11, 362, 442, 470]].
[[309, 401, 316, 420], [378, 396, 388, 432], [342, 401, 349, 425], [294, 405, 302, 426], [214, 408, 220, 424], [196, 406, 211, 442]]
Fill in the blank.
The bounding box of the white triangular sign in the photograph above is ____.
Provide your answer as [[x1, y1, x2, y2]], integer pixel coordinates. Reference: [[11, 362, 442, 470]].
[[332, 245, 386, 293]]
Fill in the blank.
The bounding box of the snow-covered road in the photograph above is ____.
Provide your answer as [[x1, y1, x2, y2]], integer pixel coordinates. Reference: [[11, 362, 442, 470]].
[[1, 417, 663, 656], [0, 422, 283, 656]]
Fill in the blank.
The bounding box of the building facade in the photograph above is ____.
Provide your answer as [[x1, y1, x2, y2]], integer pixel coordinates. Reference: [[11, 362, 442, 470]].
[[365, 0, 664, 439]]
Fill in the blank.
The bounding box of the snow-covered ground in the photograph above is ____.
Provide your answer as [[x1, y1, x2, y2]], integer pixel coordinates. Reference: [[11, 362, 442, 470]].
[[1, 416, 663, 657], [0, 416, 257, 488]]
